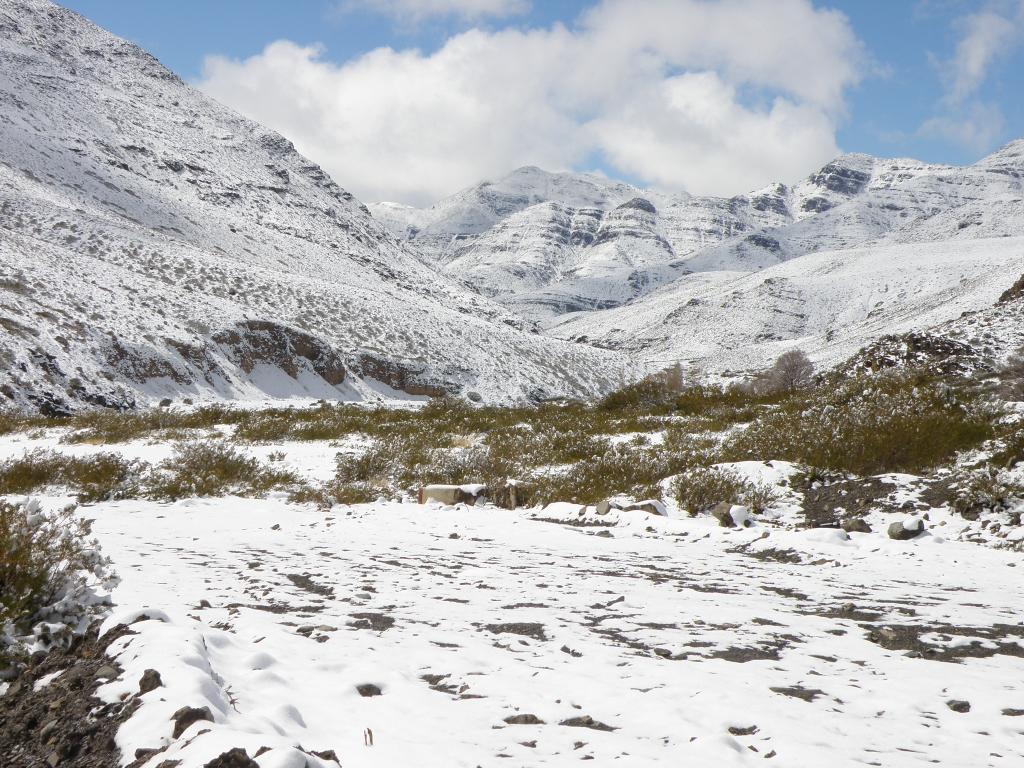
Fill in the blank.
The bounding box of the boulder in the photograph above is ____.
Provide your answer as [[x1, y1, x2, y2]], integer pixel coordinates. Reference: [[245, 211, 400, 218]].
[[711, 503, 751, 528], [420, 484, 486, 506], [887, 517, 924, 541], [138, 669, 162, 695], [842, 517, 872, 534], [623, 499, 666, 516], [711, 502, 735, 527], [595, 499, 623, 515], [946, 699, 971, 713], [171, 705, 214, 738]]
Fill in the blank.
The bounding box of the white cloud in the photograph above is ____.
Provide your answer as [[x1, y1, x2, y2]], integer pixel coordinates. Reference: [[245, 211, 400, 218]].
[[920, 1, 1023, 151], [944, 8, 1019, 102], [339, 0, 530, 21], [199, 0, 865, 205]]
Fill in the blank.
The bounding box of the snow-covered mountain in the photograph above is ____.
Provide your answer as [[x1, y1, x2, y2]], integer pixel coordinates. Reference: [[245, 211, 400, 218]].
[[0, 0, 628, 412], [376, 150, 1024, 327], [546, 236, 1024, 376]]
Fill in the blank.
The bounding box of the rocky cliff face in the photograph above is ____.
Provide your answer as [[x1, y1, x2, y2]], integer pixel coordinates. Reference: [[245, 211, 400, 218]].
[[0, 0, 627, 410]]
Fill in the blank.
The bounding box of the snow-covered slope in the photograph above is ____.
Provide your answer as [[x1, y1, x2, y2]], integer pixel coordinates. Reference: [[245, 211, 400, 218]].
[[0, 0, 627, 411], [547, 236, 1024, 375]]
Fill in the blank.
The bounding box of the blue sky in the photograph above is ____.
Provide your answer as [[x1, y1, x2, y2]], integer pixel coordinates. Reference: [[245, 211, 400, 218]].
[[60, 0, 1024, 204]]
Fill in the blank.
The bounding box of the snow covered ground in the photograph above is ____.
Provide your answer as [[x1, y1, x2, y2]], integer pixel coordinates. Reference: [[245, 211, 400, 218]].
[[30, 493, 1016, 767]]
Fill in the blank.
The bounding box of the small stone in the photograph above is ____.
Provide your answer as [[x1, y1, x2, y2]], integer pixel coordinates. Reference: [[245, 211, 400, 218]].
[[94, 665, 118, 680], [946, 699, 971, 713], [40, 719, 59, 740], [199, 599, 212, 609], [356, 683, 382, 697], [504, 714, 544, 725], [139, 669, 162, 695], [559, 715, 616, 731], [729, 725, 758, 736]]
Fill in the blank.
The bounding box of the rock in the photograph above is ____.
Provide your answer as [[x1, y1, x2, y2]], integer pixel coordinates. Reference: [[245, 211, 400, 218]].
[[309, 748, 341, 763], [504, 714, 545, 725], [94, 665, 118, 680], [946, 699, 971, 713], [171, 705, 214, 738], [39, 719, 59, 740], [623, 499, 666, 516], [356, 683, 382, 697], [138, 669, 162, 695], [202, 748, 259, 768], [711, 502, 736, 527], [559, 715, 617, 731], [466, 390, 483, 402], [728, 725, 758, 736], [842, 518, 872, 534], [888, 517, 924, 540], [199, 599, 212, 608], [595, 499, 622, 515], [158, 398, 172, 408], [421, 484, 485, 506], [710, 502, 751, 527]]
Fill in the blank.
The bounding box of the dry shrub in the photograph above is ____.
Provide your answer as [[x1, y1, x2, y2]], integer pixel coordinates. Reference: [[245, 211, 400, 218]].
[[673, 467, 776, 515], [0, 499, 114, 665], [0, 450, 145, 503], [147, 442, 298, 500], [727, 371, 996, 475]]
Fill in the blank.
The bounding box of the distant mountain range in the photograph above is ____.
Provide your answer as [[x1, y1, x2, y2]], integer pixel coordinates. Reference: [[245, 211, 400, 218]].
[[373, 144, 1024, 376]]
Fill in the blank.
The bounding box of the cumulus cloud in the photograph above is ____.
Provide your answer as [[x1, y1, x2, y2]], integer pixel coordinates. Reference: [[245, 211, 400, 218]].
[[199, 0, 865, 205], [338, 0, 530, 21]]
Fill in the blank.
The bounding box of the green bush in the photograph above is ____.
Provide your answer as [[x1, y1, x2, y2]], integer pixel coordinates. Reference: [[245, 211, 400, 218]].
[[726, 371, 996, 475]]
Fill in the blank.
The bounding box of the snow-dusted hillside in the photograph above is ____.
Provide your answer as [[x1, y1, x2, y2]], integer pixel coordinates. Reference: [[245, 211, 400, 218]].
[[547, 236, 1024, 375], [0, 0, 627, 412]]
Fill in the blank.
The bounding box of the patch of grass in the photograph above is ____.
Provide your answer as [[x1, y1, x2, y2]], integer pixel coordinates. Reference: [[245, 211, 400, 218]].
[[147, 442, 299, 500], [0, 450, 146, 503], [726, 370, 997, 475], [62, 405, 245, 445]]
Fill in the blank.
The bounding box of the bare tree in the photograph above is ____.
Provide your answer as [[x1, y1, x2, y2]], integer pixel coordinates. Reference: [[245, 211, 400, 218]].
[[756, 349, 814, 394]]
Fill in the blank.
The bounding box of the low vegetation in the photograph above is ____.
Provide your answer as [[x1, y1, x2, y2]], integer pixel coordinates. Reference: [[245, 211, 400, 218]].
[[0, 499, 111, 666], [147, 442, 300, 501], [0, 355, 1012, 510], [673, 467, 777, 516]]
